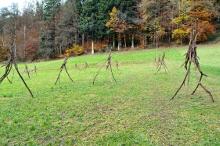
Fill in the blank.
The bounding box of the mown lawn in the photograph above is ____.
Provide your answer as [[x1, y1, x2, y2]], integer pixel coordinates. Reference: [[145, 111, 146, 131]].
[[0, 44, 220, 145]]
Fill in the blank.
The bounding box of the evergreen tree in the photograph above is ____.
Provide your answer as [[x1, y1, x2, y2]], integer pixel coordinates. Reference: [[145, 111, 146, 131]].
[[79, 0, 99, 54], [38, 0, 60, 58], [35, 1, 44, 21], [119, 0, 141, 48]]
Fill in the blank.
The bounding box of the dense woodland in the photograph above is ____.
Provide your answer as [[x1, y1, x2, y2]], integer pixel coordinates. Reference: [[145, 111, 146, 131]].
[[0, 0, 220, 61]]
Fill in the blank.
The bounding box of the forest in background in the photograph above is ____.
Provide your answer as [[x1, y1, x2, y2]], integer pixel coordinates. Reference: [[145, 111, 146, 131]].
[[0, 0, 220, 61]]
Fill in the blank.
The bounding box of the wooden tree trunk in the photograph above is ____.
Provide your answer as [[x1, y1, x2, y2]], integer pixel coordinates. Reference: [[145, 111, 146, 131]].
[[117, 33, 121, 51], [154, 33, 159, 48], [124, 34, 127, 48], [91, 40, 94, 54], [23, 25, 26, 59], [131, 34, 134, 48], [113, 35, 115, 49], [75, 33, 78, 44], [59, 44, 62, 55], [82, 33, 85, 47], [144, 34, 147, 49], [1, 31, 4, 46]]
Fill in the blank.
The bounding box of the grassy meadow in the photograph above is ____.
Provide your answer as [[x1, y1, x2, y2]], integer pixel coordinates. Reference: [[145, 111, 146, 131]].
[[0, 44, 220, 145]]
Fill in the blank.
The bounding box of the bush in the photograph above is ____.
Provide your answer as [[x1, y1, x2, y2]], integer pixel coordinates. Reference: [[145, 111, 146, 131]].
[[65, 44, 85, 57]]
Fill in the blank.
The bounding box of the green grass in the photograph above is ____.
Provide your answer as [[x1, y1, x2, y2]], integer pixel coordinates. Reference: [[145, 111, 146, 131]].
[[0, 44, 220, 145]]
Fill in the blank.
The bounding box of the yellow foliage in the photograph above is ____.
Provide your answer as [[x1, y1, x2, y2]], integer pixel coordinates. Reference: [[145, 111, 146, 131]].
[[172, 14, 190, 25], [65, 44, 84, 57], [106, 6, 128, 33], [172, 27, 190, 42], [106, 7, 119, 29]]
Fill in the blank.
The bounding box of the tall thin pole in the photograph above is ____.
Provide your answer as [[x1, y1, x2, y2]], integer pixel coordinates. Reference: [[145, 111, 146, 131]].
[[23, 25, 26, 59], [1, 30, 4, 47]]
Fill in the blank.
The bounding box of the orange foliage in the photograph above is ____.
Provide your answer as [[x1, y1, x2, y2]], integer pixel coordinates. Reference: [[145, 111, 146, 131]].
[[197, 21, 215, 42], [172, 4, 216, 42], [190, 7, 215, 21], [190, 6, 216, 41]]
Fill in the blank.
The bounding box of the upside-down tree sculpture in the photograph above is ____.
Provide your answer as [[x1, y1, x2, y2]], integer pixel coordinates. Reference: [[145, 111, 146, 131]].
[[0, 39, 33, 98], [55, 57, 74, 85], [0, 8, 34, 97], [155, 52, 168, 73], [171, 25, 214, 102], [93, 49, 117, 85]]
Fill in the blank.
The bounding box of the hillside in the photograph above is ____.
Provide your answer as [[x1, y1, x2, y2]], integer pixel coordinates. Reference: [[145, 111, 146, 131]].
[[0, 45, 220, 145]]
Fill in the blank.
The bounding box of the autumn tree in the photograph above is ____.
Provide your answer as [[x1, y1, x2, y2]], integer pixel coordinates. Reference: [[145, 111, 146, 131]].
[[56, 0, 79, 55], [106, 7, 128, 51], [172, 0, 217, 42], [140, 0, 176, 47], [19, 2, 36, 59], [0, 8, 8, 49], [0, 3, 34, 97]]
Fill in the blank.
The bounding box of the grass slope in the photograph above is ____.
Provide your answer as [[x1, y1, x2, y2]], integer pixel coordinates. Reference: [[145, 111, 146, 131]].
[[0, 44, 220, 145]]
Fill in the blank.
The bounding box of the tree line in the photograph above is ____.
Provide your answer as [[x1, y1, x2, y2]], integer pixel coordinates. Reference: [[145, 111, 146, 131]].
[[0, 0, 219, 61]]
